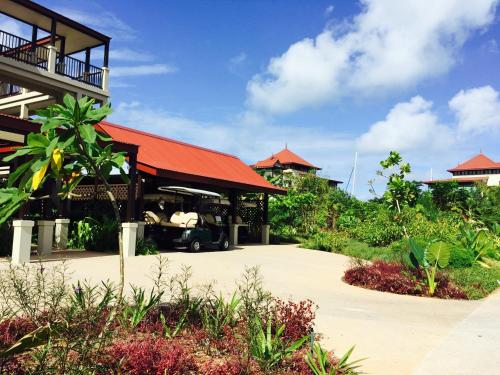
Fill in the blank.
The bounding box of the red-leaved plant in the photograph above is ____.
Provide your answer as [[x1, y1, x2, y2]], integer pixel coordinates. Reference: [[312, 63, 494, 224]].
[[273, 298, 317, 342]]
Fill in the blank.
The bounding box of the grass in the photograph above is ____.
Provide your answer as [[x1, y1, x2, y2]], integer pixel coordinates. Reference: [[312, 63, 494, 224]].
[[448, 265, 500, 300], [340, 239, 400, 262]]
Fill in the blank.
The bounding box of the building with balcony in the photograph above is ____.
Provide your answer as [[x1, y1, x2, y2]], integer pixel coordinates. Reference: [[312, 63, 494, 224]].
[[0, 0, 110, 118], [424, 153, 500, 187], [252, 147, 342, 187]]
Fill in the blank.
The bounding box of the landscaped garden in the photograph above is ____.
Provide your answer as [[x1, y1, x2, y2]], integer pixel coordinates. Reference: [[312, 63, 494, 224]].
[[269, 152, 500, 300], [0, 260, 364, 374]]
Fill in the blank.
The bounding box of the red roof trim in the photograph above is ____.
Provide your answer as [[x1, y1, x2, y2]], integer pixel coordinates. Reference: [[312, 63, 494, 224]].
[[254, 148, 320, 170]]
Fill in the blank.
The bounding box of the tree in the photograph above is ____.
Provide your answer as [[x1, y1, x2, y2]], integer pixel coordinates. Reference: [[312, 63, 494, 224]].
[[375, 151, 422, 237], [0, 95, 128, 299]]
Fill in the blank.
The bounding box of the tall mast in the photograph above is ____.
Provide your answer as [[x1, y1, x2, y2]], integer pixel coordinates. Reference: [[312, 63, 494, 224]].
[[351, 152, 358, 196]]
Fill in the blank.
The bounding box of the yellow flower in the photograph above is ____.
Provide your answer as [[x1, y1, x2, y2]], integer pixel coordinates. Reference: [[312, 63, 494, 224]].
[[32, 163, 49, 191], [51, 148, 62, 172]]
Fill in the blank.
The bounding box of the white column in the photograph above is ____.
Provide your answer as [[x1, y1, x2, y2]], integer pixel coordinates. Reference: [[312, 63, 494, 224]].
[[122, 222, 138, 258], [19, 103, 29, 119], [229, 224, 239, 246], [11, 220, 35, 264], [102, 67, 110, 92], [54, 218, 70, 249], [37, 220, 55, 255], [261, 224, 270, 245], [136, 221, 146, 241], [47, 45, 57, 73]]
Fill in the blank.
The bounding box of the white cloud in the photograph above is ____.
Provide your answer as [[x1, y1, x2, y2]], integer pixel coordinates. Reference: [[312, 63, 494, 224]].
[[357, 96, 454, 153], [247, 0, 498, 114], [449, 85, 500, 135], [55, 7, 136, 41], [111, 64, 177, 77], [110, 48, 155, 62], [0, 16, 31, 39], [325, 5, 335, 17], [482, 38, 499, 53]]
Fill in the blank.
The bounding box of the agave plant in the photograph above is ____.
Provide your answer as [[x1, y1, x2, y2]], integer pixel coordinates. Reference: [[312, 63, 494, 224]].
[[409, 238, 452, 295]]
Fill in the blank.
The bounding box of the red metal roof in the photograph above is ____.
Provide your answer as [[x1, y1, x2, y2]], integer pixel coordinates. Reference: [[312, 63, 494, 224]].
[[448, 153, 500, 172], [97, 121, 285, 194], [254, 148, 320, 170]]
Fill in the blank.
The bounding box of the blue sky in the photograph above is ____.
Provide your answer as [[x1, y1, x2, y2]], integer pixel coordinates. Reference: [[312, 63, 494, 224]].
[[3, 0, 500, 198]]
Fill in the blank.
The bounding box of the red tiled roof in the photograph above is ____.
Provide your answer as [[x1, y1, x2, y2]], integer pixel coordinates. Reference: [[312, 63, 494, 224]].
[[254, 148, 320, 170], [448, 153, 500, 172], [97, 121, 285, 194]]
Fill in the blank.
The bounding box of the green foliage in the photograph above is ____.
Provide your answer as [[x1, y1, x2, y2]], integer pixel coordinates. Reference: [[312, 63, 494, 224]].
[[376, 151, 422, 212], [301, 231, 349, 253], [348, 208, 402, 246], [201, 292, 240, 340], [0, 95, 126, 225], [409, 238, 453, 295], [121, 286, 163, 329], [306, 343, 365, 375], [249, 315, 307, 371], [456, 225, 498, 264], [448, 265, 500, 300], [136, 239, 159, 256], [68, 216, 118, 252]]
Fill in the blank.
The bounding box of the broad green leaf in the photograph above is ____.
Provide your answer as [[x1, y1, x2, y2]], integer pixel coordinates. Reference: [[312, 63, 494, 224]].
[[426, 241, 452, 268], [63, 94, 76, 110], [7, 160, 32, 187], [27, 133, 49, 148], [408, 237, 425, 268], [96, 131, 112, 142], [3, 147, 31, 162], [79, 124, 97, 144]]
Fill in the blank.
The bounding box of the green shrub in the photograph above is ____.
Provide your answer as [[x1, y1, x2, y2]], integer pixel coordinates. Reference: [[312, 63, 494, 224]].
[[348, 209, 402, 246], [448, 265, 500, 300], [301, 231, 349, 253], [449, 246, 474, 268], [136, 239, 159, 256], [68, 216, 118, 252]]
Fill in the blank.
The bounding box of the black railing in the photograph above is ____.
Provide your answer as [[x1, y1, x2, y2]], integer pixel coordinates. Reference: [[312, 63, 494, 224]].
[[56, 53, 103, 88], [0, 29, 103, 89], [0, 30, 49, 70], [0, 82, 21, 98]]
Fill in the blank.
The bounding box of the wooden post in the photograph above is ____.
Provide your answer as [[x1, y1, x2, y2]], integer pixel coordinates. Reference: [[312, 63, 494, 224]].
[[263, 193, 269, 225], [103, 42, 110, 68], [31, 25, 38, 52], [126, 152, 138, 222], [230, 190, 238, 224], [50, 18, 57, 46]]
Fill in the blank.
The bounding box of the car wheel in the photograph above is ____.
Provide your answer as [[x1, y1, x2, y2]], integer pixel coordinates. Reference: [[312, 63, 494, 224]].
[[219, 235, 230, 250], [190, 239, 201, 252]]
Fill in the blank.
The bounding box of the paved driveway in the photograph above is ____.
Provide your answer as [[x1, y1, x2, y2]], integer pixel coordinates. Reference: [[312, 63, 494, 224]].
[[3, 244, 497, 374]]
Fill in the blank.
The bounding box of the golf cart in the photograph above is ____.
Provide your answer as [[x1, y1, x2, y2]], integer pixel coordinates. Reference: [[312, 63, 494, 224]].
[[143, 186, 230, 252]]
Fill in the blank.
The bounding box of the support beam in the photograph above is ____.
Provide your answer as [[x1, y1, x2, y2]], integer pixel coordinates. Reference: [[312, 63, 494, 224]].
[[229, 190, 238, 224], [31, 25, 38, 52], [103, 42, 110, 68], [127, 151, 138, 222], [37, 220, 55, 255], [50, 18, 57, 46], [84, 48, 91, 73], [54, 218, 70, 249], [263, 193, 269, 225], [122, 222, 138, 257]]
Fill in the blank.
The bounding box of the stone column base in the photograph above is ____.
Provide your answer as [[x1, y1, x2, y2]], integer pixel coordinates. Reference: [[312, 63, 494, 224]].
[[122, 222, 138, 257], [37, 220, 55, 255], [137, 221, 146, 241], [12, 220, 35, 264], [261, 224, 270, 245], [229, 224, 239, 246], [54, 218, 70, 249]]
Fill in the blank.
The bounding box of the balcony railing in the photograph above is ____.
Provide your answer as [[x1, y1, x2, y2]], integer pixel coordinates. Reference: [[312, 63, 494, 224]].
[[0, 30, 49, 70], [56, 54, 103, 88], [0, 29, 104, 89], [0, 82, 22, 98]]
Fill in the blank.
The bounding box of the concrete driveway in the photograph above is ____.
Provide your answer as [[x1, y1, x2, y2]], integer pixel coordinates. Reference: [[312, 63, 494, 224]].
[[2, 244, 498, 374]]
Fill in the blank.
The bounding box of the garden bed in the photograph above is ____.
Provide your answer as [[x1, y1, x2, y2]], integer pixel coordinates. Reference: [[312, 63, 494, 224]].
[[343, 260, 467, 299]]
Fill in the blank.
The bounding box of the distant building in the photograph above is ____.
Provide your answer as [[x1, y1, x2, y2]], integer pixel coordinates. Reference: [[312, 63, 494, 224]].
[[252, 147, 342, 187], [425, 153, 500, 187]]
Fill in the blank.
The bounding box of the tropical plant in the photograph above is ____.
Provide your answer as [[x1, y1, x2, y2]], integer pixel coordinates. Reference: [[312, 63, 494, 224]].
[[306, 343, 364, 375], [456, 225, 497, 265], [408, 238, 452, 295], [136, 239, 159, 256], [121, 286, 163, 328], [0, 95, 128, 298], [249, 315, 307, 371], [201, 292, 240, 340]]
